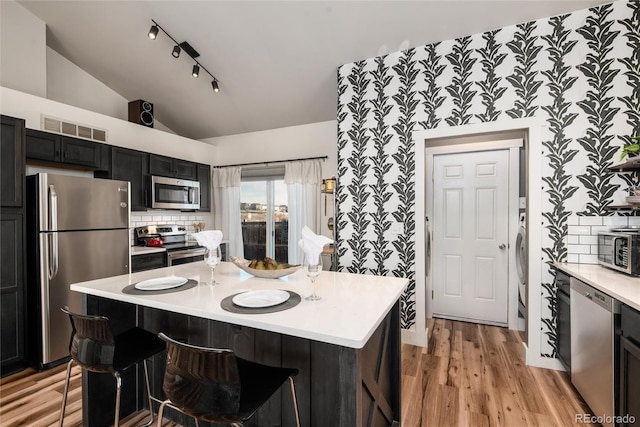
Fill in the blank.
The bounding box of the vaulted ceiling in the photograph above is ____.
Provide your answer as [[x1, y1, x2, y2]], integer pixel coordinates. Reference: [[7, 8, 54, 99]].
[[19, 1, 610, 140]]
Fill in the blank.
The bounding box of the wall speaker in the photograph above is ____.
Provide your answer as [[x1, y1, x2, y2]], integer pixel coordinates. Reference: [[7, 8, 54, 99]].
[[128, 99, 154, 128]]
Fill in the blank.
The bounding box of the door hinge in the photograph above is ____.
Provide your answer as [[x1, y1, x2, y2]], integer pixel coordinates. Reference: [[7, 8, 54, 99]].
[[432, 290, 434, 300]]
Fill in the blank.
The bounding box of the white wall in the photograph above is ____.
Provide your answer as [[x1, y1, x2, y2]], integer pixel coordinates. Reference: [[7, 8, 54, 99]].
[[0, 1, 47, 97], [204, 120, 338, 239], [46, 47, 176, 135]]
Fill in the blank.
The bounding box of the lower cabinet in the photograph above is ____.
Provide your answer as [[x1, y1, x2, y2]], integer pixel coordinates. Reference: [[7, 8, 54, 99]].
[[131, 252, 167, 273], [619, 304, 640, 426], [0, 212, 25, 376]]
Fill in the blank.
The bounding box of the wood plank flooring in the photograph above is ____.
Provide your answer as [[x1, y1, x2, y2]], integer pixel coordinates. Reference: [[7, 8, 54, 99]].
[[1, 319, 594, 426], [402, 318, 596, 427]]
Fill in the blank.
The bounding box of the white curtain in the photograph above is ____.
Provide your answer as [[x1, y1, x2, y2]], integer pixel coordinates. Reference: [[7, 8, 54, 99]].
[[212, 167, 244, 258], [285, 160, 322, 264]]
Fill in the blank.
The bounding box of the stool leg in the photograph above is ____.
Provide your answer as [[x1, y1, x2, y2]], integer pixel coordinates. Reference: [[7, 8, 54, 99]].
[[58, 359, 74, 427], [113, 372, 122, 427], [289, 376, 301, 427], [140, 359, 155, 427], [156, 400, 170, 427]]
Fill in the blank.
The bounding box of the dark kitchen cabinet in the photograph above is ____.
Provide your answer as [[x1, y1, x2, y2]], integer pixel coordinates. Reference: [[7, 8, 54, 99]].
[[197, 163, 211, 212], [110, 147, 148, 211], [26, 129, 102, 169], [131, 252, 167, 273], [1, 116, 25, 207], [0, 115, 26, 377], [619, 304, 640, 426], [149, 154, 197, 180]]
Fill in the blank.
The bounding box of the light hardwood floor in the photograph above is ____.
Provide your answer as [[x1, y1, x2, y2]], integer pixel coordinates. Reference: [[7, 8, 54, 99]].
[[1, 319, 594, 427]]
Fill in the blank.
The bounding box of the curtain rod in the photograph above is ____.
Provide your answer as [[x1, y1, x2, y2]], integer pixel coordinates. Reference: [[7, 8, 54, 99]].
[[213, 156, 328, 168]]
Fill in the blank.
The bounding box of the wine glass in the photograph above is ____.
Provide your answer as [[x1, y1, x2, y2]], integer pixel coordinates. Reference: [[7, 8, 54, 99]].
[[204, 246, 221, 286], [304, 253, 322, 301]]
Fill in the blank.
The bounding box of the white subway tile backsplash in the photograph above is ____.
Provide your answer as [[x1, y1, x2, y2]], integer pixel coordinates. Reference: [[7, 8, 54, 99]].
[[567, 254, 579, 263], [568, 225, 591, 235], [567, 235, 580, 245], [590, 225, 609, 235], [578, 216, 603, 226], [603, 216, 629, 226], [567, 215, 579, 226], [627, 217, 640, 226], [579, 254, 599, 264], [591, 244, 598, 255], [567, 244, 591, 254], [579, 235, 597, 245]]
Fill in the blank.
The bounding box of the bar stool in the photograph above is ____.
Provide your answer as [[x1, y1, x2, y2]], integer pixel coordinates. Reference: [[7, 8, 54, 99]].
[[59, 307, 165, 427], [156, 332, 301, 427]]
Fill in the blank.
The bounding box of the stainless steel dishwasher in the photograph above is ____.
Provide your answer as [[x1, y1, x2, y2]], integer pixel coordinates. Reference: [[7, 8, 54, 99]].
[[570, 277, 619, 427]]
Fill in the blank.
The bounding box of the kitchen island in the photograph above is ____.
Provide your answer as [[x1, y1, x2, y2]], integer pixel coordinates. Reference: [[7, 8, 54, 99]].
[[71, 261, 408, 427]]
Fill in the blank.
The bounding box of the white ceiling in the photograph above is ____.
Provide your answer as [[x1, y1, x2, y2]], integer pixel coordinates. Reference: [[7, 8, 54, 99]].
[[19, 0, 610, 140]]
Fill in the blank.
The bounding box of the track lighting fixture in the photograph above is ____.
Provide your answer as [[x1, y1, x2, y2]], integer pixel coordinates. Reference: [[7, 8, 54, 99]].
[[148, 25, 159, 40], [147, 19, 221, 93]]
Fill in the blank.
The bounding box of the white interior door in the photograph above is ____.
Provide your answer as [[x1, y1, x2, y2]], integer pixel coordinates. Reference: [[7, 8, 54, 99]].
[[432, 150, 509, 325]]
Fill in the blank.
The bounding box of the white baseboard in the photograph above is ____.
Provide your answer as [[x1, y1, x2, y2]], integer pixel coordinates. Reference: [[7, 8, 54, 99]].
[[524, 343, 566, 371], [401, 326, 428, 348]]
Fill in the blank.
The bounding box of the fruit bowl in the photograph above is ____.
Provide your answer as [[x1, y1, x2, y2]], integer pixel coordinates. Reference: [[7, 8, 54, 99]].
[[230, 257, 302, 279]]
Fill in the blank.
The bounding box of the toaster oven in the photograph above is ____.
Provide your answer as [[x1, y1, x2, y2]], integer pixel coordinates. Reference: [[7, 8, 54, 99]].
[[597, 231, 640, 275]]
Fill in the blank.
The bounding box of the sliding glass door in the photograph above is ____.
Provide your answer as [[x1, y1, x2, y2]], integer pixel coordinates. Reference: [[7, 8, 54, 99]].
[[240, 179, 288, 262]]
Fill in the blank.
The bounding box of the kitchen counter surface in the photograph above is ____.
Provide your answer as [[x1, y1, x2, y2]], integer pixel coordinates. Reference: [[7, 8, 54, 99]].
[[71, 261, 408, 348], [555, 262, 640, 311], [131, 246, 166, 255]]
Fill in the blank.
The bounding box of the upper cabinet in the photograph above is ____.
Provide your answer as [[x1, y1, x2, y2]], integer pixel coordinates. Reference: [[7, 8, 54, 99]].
[[109, 147, 149, 212], [26, 129, 103, 170], [149, 154, 197, 181], [1, 116, 25, 207], [197, 163, 211, 212]]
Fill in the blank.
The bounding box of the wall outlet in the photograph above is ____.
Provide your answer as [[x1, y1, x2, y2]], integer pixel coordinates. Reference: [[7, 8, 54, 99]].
[[519, 197, 526, 209]]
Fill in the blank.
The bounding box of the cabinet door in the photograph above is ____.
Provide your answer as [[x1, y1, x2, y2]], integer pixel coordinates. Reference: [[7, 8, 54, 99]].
[[61, 136, 101, 168], [197, 163, 211, 212], [149, 154, 174, 177], [112, 147, 148, 211], [1, 116, 25, 208], [26, 129, 61, 162], [619, 335, 640, 426], [0, 212, 25, 374], [174, 159, 197, 180]]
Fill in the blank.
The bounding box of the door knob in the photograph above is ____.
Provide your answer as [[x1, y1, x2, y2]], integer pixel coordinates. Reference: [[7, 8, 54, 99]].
[[499, 244, 506, 250]]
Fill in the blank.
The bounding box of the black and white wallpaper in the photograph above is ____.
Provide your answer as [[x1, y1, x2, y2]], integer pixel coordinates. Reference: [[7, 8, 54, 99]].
[[337, 0, 638, 356]]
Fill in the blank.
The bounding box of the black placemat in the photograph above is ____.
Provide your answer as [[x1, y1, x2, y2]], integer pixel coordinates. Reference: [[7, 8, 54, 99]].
[[122, 279, 198, 295], [221, 290, 301, 314]]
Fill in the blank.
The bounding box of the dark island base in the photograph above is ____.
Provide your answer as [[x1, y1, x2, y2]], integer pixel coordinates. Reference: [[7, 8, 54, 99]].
[[83, 296, 401, 427]]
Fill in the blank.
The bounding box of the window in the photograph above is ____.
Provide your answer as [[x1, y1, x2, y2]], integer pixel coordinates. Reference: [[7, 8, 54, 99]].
[[240, 167, 288, 263]]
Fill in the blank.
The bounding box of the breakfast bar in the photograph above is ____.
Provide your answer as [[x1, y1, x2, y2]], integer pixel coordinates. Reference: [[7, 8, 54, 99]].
[[70, 261, 408, 427]]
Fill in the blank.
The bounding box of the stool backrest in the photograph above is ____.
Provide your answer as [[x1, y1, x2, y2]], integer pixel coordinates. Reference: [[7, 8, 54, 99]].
[[158, 333, 241, 422], [60, 306, 116, 373]]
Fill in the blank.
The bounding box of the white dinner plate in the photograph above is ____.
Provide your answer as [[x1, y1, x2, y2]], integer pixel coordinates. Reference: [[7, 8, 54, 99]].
[[232, 290, 290, 308], [134, 277, 188, 291]]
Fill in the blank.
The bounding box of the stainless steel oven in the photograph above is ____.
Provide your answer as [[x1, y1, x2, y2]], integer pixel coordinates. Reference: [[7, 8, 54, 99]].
[[167, 247, 206, 266]]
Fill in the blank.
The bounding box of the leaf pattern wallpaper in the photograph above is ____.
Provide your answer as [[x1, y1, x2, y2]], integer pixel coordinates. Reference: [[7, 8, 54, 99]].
[[337, 0, 638, 356]]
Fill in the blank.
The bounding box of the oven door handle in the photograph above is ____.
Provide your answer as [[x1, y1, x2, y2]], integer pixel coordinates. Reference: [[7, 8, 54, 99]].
[[168, 248, 207, 260]]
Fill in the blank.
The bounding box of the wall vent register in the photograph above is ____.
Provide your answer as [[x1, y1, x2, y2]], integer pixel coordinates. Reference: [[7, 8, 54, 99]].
[[40, 115, 107, 142]]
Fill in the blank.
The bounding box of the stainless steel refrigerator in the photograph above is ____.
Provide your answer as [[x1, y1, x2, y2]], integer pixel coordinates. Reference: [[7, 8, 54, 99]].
[[27, 173, 130, 368]]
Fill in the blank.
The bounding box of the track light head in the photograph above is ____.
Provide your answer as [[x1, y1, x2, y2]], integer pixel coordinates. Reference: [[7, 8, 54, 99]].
[[211, 80, 220, 93], [148, 25, 159, 40], [192, 65, 200, 78], [172, 45, 181, 58]]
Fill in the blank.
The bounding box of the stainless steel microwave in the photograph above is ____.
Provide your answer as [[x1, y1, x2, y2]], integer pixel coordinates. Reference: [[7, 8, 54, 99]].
[[597, 231, 640, 275], [149, 176, 200, 210]]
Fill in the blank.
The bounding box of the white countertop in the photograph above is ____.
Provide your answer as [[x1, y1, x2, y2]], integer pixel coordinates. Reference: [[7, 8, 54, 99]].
[[131, 246, 166, 255], [555, 263, 640, 311], [70, 262, 408, 349]]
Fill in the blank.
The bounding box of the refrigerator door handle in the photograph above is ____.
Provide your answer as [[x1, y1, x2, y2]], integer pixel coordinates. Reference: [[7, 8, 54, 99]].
[[49, 185, 59, 279]]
